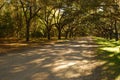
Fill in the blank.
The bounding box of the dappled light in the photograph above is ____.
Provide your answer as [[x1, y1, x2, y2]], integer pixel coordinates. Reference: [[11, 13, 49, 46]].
[[0, 0, 120, 79], [51, 60, 102, 79], [1, 43, 28, 46], [11, 66, 26, 73], [0, 37, 120, 80], [0, 37, 105, 80], [101, 47, 120, 53], [95, 37, 120, 80], [31, 72, 49, 80], [115, 76, 120, 80]]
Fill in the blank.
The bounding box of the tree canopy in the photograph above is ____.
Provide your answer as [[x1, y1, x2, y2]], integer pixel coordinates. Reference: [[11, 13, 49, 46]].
[[0, 0, 120, 41]]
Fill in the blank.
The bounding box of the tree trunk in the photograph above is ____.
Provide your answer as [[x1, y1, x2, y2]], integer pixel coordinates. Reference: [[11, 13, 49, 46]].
[[69, 30, 73, 38], [114, 20, 119, 41], [26, 22, 30, 42], [65, 31, 69, 39], [109, 32, 112, 40], [47, 29, 51, 40], [58, 29, 61, 40], [109, 29, 113, 40]]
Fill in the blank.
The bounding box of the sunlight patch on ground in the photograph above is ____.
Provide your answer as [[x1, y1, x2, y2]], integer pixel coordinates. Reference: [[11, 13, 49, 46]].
[[98, 42, 113, 45], [77, 41, 88, 43], [53, 61, 77, 72], [115, 75, 120, 80], [21, 52, 39, 56], [42, 64, 53, 68], [51, 59, 104, 79], [11, 66, 26, 73], [70, 45, 81, 47], [28, 58, 47, 64], [52, 61, 82, 79], [108, 62, 115, 66], [31, 72, 49, 80], [73, 44, 98, 48], [69, 44, 92, 48], [64, 49, 73, 54], [1, 43, 28, 47], [54, 49, 75, 55], [64, 71, 80, 78], [101, 47, 120, 53], [40, 49, 51, 51], [54, 44, 66, 46]]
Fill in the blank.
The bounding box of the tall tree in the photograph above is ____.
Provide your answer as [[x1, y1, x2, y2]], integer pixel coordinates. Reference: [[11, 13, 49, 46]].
[[37, 0, 55, 40], [19, 0, 41, 42]]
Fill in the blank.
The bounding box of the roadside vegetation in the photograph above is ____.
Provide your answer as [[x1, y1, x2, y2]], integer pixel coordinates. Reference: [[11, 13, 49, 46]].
[[95, 37, 120, 80]]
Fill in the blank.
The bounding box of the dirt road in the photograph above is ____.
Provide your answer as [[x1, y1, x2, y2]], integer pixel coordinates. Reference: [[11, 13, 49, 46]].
[[0, 37, 104, 80]]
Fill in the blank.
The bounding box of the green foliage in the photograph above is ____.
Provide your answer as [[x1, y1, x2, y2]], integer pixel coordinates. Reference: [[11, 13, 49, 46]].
[[0, 12, 15, 37], [95, 37, 120, 80], [0, 0, 120, 41], [31, 31, 43, 38], [96, 37, 120, 50]]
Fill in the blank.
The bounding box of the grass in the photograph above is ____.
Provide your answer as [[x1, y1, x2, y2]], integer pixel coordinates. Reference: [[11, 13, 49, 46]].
[[95, 37, 120, 57], [94, 37, 120, 80]]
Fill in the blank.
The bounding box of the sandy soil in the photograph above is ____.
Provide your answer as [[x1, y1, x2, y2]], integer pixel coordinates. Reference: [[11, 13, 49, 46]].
[[0, 37, 105, 80]]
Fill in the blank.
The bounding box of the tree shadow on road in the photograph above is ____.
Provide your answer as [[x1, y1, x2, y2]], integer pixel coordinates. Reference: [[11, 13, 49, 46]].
[[0, 37, 116, 80]]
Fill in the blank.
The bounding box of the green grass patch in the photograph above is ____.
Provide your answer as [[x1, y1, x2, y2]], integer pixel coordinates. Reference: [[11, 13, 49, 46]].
[[94, 37, 120, 80], [95, 37, 120, 52], [94, 37, 120, 61]]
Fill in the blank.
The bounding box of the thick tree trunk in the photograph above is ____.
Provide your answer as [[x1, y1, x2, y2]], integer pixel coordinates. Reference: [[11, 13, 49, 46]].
[[58, 29, 61, 40], [47, 28, 51, 40], [47, 32, 51, 40]]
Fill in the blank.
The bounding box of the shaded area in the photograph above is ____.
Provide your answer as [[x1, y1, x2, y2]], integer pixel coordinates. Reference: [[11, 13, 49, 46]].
[[0, 37, 106, 80], [0, 39, 56, 56]]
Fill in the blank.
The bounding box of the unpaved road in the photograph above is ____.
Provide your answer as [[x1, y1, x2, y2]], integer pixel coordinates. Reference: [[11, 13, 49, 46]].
[[0, 37, 104, 80]]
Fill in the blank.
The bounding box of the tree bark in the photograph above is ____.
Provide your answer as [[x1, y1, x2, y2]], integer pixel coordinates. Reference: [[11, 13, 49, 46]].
[[58, 29, 61, 40], [114, 20, 119, 41], [65, 31, 69, 39], [47, 31, 51, 40], [109, 29, 113, 40], [26, 21, 30, 42]]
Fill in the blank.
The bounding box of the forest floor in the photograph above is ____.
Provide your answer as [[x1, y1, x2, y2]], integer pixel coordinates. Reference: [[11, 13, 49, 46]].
[[0, 37, 119, 80]]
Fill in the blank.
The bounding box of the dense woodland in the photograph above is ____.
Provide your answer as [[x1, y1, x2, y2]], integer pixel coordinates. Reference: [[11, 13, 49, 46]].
[[0, 1, 120, 79], [0, 0, 120, 42]]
